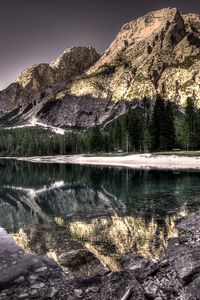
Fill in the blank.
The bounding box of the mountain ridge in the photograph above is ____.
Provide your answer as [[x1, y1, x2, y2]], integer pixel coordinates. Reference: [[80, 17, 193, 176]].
[[0, 47, 100, 114], [71, 7, 200, 103], [1, 7, 200, 129]]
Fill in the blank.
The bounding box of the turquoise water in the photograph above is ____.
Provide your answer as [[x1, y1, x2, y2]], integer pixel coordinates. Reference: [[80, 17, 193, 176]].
[[0, 160, 199, 230], [0, 160, 200, 264]]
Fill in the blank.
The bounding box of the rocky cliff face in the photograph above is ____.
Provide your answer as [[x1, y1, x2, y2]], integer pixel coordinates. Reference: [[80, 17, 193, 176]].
[[1, 7, 200, 128], [70, 8, 200, 104], [0, 47, 100, 117], [16, 46, 100, 94]]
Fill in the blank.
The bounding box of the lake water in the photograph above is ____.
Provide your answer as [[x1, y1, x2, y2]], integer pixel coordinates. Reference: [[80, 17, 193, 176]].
[[0, 159, 200, 270]]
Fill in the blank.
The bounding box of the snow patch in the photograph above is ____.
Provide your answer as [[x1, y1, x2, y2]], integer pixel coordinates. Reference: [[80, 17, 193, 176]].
[[5, 117, 65, 135], [30, 117, 65, 135]]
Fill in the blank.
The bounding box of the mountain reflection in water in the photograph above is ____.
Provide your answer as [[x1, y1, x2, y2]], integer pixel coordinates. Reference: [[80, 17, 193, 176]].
[[0, 160, 199, 270]]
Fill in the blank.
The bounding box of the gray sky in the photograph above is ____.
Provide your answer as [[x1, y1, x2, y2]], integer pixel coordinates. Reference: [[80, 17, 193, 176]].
[[1, 0, 200, 90]]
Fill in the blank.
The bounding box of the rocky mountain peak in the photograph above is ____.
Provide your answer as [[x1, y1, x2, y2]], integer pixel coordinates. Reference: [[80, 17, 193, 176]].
[[69, 7, 200, 104], [1, 8, 200, 128], [87, 8, 183, 74], [0, 46, 99, 111], [50, 46, 100, 72], [16, 46, 100, 91]]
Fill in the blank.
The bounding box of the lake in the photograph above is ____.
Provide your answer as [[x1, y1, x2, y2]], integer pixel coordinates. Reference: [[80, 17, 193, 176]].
[[0, 159, 200, 271]]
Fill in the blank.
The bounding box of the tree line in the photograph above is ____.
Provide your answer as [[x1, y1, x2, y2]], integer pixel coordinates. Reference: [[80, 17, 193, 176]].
[[0, 95, 200, 156], [89, 95, 200, 153]]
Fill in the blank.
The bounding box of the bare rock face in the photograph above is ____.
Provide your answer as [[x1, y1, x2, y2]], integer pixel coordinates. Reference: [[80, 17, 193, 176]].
[[70, 8, 200, 105], [50, 46, 100, 77], [2, 8, 200, 127], [16, 47, 100, 92], [0, 46, 100, 112], [0, 83, 20, 117]]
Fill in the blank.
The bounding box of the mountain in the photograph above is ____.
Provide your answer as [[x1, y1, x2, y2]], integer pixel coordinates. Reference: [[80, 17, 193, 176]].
[[0, 46, 99, 114], [72, 8, 200, 103], [1, 7, 200, 129]]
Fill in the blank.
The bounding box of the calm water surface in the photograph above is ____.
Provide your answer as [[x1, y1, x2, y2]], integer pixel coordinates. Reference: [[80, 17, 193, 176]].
[[0, 160, 200, 270]]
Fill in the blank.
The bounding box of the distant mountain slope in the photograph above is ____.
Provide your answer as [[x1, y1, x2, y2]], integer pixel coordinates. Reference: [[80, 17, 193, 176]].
[[1, 7, 200, 128], [0, 47, 100, 117]]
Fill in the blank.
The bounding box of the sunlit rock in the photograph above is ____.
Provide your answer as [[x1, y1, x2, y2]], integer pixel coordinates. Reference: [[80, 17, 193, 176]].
[[2, 8, 200, 127]]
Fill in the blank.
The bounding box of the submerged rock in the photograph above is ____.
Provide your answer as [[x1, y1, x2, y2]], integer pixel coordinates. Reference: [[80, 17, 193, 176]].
[[0, 212, 200, 299]]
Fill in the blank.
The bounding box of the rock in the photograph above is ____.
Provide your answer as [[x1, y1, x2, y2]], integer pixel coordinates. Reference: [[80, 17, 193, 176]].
[[86, 286, 100, 293], [74, 289, 83, 297], [35, 266, 48, 273], [14, 276, 25, 284], [0, 293, 8, 300], [176, 212, 200, 234], [2, 8, 200, 128], [168, 243, 200, 283], [58, 249, 97, 268], [28, 289, 38, 298], [71, 8, 200, 105], [45, 287, 58, 298], [139, 259, 159, 279], [0, 46, 100, 116], [181, 276, 200, 299], [31, 282, 45, 289], [36, 93, 129, 129], [1, 204, 200, 300], [100, 270, 146, 300], [18, 293, 29, 299], [28, 275, 38, 282], [16, 47, 99, 96], [167, 214, 200, 284], [121, 253, 146, 271], [145, 281, 158, 294], [0, 254, 43, 290]]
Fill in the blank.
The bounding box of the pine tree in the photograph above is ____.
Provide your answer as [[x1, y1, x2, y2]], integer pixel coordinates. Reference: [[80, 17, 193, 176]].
[[150, 94, 166, 151], [165, 101, 176, 150], [115, 120, 123, 150], [142, 97, 151, 152], [127, 110, 141, 152], [143, 128, 151, 152], [90, 126, 103, 153], [195, 109, 200, 149], [176, 118, 189, 150], [185, 97, 196, 150]]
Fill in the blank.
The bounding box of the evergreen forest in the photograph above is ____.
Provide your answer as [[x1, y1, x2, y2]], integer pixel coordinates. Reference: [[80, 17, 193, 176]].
[[0, 96, 200, 156]]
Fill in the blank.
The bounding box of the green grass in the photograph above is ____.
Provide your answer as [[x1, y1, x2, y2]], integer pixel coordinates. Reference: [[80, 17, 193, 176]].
[[151, 151, 200, 157], [75, 64, 116, 81], [171, 54, 200, 69], [134, 73, 146, 82], [180, 80, 194, 91], [84, 151, 200, 157]]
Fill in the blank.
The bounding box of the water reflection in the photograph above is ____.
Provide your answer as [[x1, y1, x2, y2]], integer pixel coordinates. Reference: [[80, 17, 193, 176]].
[[69, 214, 180, 261], [12, 212, 184, 271], [0, 160, 199, 270]]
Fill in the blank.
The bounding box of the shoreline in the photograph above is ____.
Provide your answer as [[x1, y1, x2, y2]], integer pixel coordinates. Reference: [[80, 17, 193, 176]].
[[2, 153, 200, 170], [1, 212, 200, 299]]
